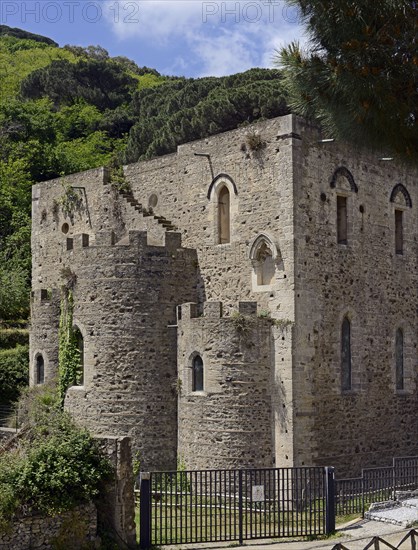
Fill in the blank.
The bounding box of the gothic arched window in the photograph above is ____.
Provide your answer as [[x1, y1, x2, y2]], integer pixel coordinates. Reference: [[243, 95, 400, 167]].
[[218, 186, 230, 244], [341, 317, 352, 391], [255, 242, 275, 285], [249, 234, 280, 289], [330, 167, 358, 245], [192, 355, 204, 392], [36, 355, 44, 384], [395, 328, 404, 391]]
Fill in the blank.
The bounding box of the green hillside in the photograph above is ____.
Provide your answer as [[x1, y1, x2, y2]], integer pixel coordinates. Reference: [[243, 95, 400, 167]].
[[0, 26, 289, 405]]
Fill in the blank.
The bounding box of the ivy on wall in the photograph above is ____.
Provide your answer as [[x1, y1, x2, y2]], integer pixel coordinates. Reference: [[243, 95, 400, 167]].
[[58, 289, 82, 404]]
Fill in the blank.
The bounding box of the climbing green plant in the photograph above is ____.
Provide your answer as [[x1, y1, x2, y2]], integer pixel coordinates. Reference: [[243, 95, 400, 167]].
[[108, 163, 131, 194], [59, 183, 83, 219], [58, 289, 82, 404]]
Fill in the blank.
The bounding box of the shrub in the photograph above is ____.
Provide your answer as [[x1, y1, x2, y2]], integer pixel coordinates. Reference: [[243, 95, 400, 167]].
[[0, 386, 112, 527], [0, 344, 29, 405]]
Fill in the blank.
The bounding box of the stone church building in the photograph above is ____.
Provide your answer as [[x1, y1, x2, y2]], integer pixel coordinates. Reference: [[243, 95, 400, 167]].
[[30, 114, 417, 477]]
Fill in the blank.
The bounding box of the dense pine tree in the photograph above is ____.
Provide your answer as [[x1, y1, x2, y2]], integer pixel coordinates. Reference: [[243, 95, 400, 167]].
[[279, 0, 417, 160]]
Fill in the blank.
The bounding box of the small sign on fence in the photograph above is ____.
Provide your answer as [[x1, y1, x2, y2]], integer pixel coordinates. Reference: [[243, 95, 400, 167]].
[[252, 485, 265, 502]]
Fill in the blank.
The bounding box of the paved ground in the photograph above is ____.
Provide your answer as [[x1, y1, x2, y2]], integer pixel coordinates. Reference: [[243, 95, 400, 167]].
[[367, 499, 418, 528], [164, 519, 415, 550]]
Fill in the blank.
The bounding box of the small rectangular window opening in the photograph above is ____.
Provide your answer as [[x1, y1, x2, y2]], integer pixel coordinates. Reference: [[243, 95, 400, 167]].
[[395, 210, 403, 255], [337, 196, 348, 244]]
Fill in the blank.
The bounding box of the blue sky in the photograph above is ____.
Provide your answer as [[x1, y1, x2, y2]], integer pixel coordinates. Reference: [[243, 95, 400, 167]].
[[0, 0, 306, 77]]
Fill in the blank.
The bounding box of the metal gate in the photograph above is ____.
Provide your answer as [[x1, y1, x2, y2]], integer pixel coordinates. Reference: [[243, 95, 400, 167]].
[[139, 467, 335, 548]]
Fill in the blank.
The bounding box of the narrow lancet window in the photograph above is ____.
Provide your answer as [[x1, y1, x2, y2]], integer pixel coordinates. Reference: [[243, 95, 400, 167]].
[[256, 242, 275, 286], [36, 355, 44, 384], [341, 317, 352, 391], [337, 196, 348, 244], [395, 210, 403, 254], [218, 186, 230, 244], [192, 355, 204, 392], [396, 329, 404, 390]]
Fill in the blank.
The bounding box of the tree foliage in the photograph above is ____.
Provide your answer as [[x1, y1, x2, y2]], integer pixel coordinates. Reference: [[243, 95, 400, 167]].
[[278, 0, 418, 160], [0, 344, 29, 405], [0, 28, 291, 330], [124, 68, 289, 162], [20, 58, 138, 110], [0, 25, 57, 45]]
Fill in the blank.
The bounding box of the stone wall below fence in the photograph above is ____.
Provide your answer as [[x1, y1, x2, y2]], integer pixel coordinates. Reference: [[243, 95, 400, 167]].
[[0, 502, 97, 550]]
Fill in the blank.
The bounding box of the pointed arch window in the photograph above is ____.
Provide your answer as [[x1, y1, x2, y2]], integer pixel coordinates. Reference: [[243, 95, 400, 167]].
[[341, 317, 352, 391], [395, 210, 403, 254], [36, 355, 44, 384], [255, 242, 275, 285], [218, 186, 230, 244], [390, 184, 412, 256], [395, 329, 404, 391], [330, 167, 358, 245], [337, 196, 348, 244], [249, 234, 281, 290], [192, 355, 204, 392]]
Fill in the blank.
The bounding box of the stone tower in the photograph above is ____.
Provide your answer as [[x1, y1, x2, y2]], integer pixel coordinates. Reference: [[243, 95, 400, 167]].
[[31, 114, 418, 476]]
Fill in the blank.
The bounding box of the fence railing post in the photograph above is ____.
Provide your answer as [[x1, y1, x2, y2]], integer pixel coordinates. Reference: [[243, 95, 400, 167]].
[[325, 467, 335, 534], [238, 469, 243, 545], [139, 472, 151, 550], [393, 464, 397, 501]]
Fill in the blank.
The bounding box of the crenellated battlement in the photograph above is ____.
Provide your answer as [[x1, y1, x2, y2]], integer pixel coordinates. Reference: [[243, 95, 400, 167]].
[[31, 288, 60, 304], [178, 301, 259, 321], [64, 229, 185, 254]]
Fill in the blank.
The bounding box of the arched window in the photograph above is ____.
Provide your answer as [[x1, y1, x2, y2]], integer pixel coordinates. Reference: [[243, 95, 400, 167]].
[[395, 210, 403, 254], [255, 242, 275, 285], [218, 186, 230, 244], [395, 329, 404, 390], [341, 317, 352, 391], [249, 234, 280, 289], [337, 196, 348, 244], [73, 327, 84, 386], [330, 167, 358, 245], [192, 355, 204, 392], [390, 184, 412, 256], [36, 355, 44, 384]]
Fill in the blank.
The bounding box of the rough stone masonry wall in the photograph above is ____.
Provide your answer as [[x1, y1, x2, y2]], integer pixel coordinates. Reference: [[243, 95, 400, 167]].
[[292, 117, 418, 476], [0, 503, 97, 550], [31, 172, 198, 470], [62, 230, 198, 471], [178, 301, 274, 470], [124, 115, 298, 468]]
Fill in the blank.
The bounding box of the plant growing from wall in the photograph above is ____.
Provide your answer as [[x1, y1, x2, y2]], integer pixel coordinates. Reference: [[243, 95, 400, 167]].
[[245, 131, 266, 151], [108, 164, 131, 194], [231, 311, 254, 335], [58, 289, 82, 404], [59, 183, 83, 219], [257, 311, 293, 331]]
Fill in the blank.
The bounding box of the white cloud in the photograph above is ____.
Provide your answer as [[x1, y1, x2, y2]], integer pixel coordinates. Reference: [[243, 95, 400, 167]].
[[103, 0, 306, 76]]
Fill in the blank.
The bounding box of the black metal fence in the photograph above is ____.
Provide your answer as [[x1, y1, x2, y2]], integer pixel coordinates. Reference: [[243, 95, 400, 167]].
[[335, 456, 418, 517], [137, 457, 418, 548], [139, 466, 334, 548]]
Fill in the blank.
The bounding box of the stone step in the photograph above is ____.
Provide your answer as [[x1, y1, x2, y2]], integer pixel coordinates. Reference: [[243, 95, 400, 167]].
[[401, 498, 418, 509], [365, 500, 418, 528], [120, 189, 177, 230]]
